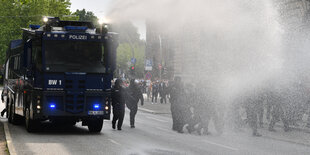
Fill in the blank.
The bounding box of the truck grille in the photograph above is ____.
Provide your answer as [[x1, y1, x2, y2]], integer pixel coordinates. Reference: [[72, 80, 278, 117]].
[[65, 94, 84, 114], [65, 73, 86, 114]]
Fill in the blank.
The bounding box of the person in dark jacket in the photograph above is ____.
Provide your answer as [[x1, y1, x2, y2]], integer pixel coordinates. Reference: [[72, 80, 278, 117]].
[[126, 79, 144, 128], [268, 90, 290, 132], [112, 79, 126, 130], [169, 76, 186, 133], [159, 81, 167, 104], [183, 84, 198, 134], [152, 81, 159, 103], [1, 87, 7, 117], [244, 89, 264, 137]]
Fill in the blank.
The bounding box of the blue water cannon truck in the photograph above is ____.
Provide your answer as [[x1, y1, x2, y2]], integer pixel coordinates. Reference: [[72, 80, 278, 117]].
[[2, 17, 118, 132]]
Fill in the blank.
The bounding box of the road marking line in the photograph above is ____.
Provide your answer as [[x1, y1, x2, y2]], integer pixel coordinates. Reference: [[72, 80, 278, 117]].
[[146, 116, 168, 123], [203, 140, 239, 151], [139, 107, 156, 113], [155, 127, 171, 132], [4, 122, 17, 155], [108, 139, 121, 146]]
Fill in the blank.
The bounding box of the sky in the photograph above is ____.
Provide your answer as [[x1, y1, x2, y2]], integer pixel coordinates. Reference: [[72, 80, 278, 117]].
[[70, 0, 146, 40]]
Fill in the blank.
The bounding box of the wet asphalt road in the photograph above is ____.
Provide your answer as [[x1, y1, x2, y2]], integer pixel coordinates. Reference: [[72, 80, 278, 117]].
[[2, 107, 310, 155]]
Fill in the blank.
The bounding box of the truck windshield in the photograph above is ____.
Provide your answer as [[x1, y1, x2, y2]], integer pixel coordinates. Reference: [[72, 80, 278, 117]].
[[45, 40, 104, 73]]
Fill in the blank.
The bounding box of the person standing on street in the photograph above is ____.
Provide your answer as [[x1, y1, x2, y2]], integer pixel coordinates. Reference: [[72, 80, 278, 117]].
[[195, 86, 220, 135], [126, 79, 144, 128], [1, 86, 7, 117], [152, 81, 159, 104], [268, 90, 290, 132], [142, 80, 147, 94], [111, 79, 126, 130], [169, 76, 185, 133], [159, 81, 167, 104], [147, 81, 152, 101], [244, 89, 264, 137]]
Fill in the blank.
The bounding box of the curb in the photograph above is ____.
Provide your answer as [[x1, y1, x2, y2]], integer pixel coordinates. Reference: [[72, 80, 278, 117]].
[[266, 122, 310, 133], [0, 122, 8, 155], [138, 107, 171, 114], [3, 122, 16, 155], [288, 125, 310, 133], [264, 134, 310, 147], [261, 122, 310, 146]]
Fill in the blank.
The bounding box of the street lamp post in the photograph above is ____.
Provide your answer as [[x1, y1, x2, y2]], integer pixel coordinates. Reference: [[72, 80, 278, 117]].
[[159, 35, 162, 80]]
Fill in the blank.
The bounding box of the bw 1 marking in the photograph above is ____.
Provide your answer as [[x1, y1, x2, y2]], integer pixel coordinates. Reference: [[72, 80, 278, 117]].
[[48, 80, 62, 85]]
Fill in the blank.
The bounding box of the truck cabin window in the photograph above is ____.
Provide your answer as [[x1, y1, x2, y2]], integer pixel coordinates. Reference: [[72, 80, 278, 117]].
[[45, 41, 104, 73]]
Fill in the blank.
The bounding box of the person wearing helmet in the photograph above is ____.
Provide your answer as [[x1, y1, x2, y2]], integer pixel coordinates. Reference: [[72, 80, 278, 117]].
[[111, 79, 126, 130], [126, 79, 144, 128]]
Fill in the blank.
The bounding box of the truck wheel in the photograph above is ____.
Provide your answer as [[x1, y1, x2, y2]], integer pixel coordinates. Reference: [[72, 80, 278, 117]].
[[25, 107, 39, 132], [87, 118, 103, 133]]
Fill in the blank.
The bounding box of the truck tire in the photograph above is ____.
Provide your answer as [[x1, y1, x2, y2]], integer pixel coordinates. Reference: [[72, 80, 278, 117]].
[[25, 107, 39, 132], [87, 118, 103, 133]]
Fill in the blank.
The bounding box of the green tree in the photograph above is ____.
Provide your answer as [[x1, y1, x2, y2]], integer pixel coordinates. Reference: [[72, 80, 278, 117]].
[[116, 41, 145, 78], [73, 9, 98, 24], [113, 21, 145, 78], [0, 0, 74, 64]]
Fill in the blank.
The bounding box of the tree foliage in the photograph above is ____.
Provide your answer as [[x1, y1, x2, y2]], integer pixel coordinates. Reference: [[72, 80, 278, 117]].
[[112, 21, 145, 78], [116, 41, 145, 78], [0, 0, 74, 64], [73, 9, 98, 25]]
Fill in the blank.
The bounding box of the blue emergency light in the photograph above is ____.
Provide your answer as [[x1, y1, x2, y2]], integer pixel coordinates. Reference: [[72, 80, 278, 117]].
[[93, 104, 100, 109], [64, 26, 88, 31], [29, 25, 40, 30], [50, 104, 56, 109]]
